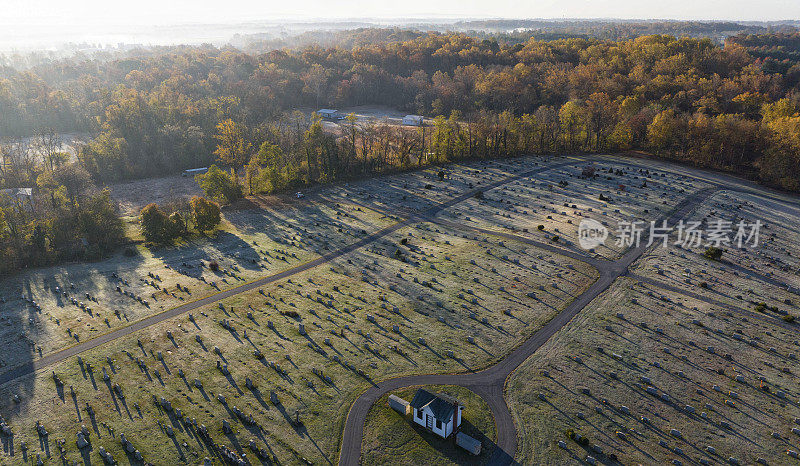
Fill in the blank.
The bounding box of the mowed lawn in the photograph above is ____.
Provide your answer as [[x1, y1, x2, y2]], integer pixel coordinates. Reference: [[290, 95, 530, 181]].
[[362, 385, 497, 466]]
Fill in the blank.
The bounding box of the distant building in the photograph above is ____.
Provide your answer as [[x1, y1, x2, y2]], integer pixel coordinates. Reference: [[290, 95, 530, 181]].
[[409, 389, 463, 439], [402, 115, 424, 126], [182, 167, 208, 177], [0, 187, 34, 211], [0, 187, 32, 199], [316, 109, 341, 120]]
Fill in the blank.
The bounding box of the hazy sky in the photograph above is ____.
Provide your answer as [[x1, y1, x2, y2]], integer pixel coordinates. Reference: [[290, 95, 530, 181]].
[[4, 0, 800, 25], [1, 0, 798, 51]]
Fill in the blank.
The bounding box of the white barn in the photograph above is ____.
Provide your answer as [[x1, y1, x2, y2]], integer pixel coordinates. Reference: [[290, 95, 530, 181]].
[[402, 115, 424, 126], [409, 389, 463, 439]]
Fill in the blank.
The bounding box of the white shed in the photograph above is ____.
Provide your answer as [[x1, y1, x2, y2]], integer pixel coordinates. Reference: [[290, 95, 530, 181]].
[[402, 115, 424, 126], [409, 389, 463, 439]]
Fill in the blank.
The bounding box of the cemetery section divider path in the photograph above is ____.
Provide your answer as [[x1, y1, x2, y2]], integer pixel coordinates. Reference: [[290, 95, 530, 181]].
[[629, 273, 800, 335], [0, 159, 580, 389], [601, 153, 800, 217], [337, 186, 721, 466], [426, 217, 606, 269]]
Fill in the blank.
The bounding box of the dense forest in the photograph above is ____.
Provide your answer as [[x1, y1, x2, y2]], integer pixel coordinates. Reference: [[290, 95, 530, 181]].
[[0, 29, 799, 274]]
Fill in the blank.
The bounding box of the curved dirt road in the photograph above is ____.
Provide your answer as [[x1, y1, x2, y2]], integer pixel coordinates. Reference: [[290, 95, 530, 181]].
[[337, 186, 719, 466]]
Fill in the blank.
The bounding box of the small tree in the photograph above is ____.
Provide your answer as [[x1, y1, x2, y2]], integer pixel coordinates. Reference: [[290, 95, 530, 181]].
[[213, 119, 251, 178], [191, 197, 221, 233], [196, 165, 242, 204], [140, 204, 171, 243], [704, 246, 723, 261], [168, 212, 187, 238]]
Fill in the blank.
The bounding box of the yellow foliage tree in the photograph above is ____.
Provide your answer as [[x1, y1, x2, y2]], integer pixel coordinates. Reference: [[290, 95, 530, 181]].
[[213, 119, 251, 179]]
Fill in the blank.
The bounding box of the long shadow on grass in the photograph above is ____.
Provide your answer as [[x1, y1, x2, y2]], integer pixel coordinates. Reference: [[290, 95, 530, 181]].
[[0, 246, 144, 460], [409, 418, 499, 466]]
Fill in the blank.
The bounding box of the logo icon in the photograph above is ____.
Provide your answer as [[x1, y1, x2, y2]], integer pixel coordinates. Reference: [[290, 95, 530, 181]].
[[578, 219, 608, 250]]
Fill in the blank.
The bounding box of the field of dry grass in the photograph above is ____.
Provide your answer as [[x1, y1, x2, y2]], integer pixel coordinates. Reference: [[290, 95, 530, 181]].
[[0, 155, 598, 465], [3, 152, 798, 465], [507, 177, 800, 465]]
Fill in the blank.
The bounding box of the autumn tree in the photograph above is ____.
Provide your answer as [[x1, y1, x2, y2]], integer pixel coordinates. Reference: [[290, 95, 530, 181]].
[[196, 165, 243, 204], [190, 196, 221, 233], [213, 119, 251, 179], [54, 163, 92, 209], [140, 203, 172, 244]]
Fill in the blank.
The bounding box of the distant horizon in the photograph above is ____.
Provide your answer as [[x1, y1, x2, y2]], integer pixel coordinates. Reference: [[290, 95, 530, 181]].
[[1, 13, 798, 53], [3, 15, 800, 29], [6, 0, 800, 27]]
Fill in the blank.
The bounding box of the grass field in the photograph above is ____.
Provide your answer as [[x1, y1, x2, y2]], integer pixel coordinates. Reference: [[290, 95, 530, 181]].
[[3, 153, 797, 465], [0, 198, 393, 372], [361, 385, 497, 466], [508, 277, 800, 465], [440, 161, 714, 259], [506, 179, 800, 465], [0, 155, 597, 465]]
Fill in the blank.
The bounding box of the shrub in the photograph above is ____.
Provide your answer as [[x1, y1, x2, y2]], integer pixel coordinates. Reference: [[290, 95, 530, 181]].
[[140, 204, 172, 244], [209, 260, 219, 271], [538, 225, 545, 231], [699, 281, 709, 289], [551, 235, 560, 242], [704, 246, 723, 261], [473, 190, 484, 200], [191, 196, 222, 233], [168, 212, 187, 238], [141, 203, 188, 244], [784, 315, 796, 323], [755, 302, 767, 313]]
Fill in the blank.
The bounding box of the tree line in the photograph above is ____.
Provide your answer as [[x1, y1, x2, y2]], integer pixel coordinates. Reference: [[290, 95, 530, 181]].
[[0, 155, 125, 275], [0, 32, 797, 189], [2, 30, 800, 274]]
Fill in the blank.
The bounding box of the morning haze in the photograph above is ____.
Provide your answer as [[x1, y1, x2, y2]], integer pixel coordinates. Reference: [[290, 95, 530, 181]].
[[0, 2, 799, 466]]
